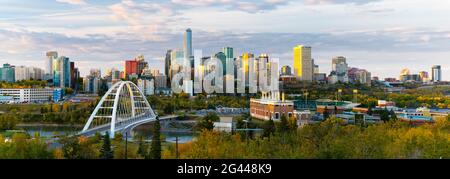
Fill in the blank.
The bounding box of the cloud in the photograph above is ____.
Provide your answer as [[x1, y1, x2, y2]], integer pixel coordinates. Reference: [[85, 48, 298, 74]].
[[56, 0, 87, 5], [108, 0, 177, 41], [171, 0, 293, 13], [304, 0, 381, 5], [1, 27, 449, 79]]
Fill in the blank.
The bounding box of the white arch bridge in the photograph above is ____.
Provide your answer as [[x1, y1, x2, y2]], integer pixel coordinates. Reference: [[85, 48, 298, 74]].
[[78, 81, 176, 138]]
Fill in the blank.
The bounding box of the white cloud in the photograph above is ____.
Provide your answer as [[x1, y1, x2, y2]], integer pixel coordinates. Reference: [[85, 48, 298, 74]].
[[56, 0, 87, 5]]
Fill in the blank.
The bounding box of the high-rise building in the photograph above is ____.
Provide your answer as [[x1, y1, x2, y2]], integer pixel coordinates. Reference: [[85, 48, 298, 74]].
[[241, 53, 255, 87], [222, 47, 235, 89], [53, 56, 71, 88], [432, 65, 442, 82], [314, 64, 320, 74], [0, 64, 15, 82], [70, 62, 75, 88], [354, 69, 372, 86], [154, 73, 167, 88], [83, 76, 100, 94], [14, 66, 30, 82], [223, 47, 234, 60], [281, 65, 292, 76], [184, 29, 194, 81], [90, 69, 101, 78], [184, 29, 193, 61], [137, 79, 155, 96], [125, 55, 148, 78], [329, 56, 349, 84], [419, 71, 429, 82], [170, 49, 185, 85], [14, 66, 43, 81], [293, 45, 313, 81], [215, 52, 227, 75], [46, 51, 57, 75], [165, 50, 172, 85]]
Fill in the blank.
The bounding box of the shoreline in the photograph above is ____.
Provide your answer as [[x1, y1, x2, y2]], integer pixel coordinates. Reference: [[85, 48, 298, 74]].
[[17, 123, 84, 128]]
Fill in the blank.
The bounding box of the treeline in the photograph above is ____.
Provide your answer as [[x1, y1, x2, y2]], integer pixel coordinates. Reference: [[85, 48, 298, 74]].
[[170, 117, 449, 159], [0, 118, 164, 159], [0, 102, 97, 125], [0, 80, 48, 88]]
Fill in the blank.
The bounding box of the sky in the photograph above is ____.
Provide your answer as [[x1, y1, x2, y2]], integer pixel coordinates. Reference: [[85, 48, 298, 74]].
[[0, 0, 449, 80]]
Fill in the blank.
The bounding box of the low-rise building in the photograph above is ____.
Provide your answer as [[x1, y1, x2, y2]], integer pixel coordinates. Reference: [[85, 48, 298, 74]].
[[250, 91, 294, 121], [0, 88, 55, 103]]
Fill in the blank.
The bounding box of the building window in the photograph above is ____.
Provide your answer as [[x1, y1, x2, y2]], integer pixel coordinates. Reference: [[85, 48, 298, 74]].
[[288, 112, 293, 118], [274, 112, 280, 120]]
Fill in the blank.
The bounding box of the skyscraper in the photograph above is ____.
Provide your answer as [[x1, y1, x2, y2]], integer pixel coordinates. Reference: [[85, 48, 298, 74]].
[[165, 50, 172, 85], [281, 66, 292, 76], [419, 71, 429, 82], [329, 56, 349, 84], [215, 52, 227, 75], [46, 51, 57, 75], [223, 47, 234, 61], [184, 29, 194, 81], [432, 65, 442, 82], [184, 28, 193, 61], [125, 55, 148, 78], [241, 53, 254, 87], [293, 45, 313, 81], [0, 64, 15, 82], [53, 56, 71, 88]]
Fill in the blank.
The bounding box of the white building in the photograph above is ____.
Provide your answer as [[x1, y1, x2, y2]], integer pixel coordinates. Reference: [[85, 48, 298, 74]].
[[355, 69, 372, 86], [137, 79, 155, 96], [329, 56, 349, 84], [0, 88, 54, 103], [83, 76, 100, 94], [15, 66, 44, 81]]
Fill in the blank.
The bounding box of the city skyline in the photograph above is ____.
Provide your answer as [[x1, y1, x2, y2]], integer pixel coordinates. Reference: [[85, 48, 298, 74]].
[[0, 0, 449, 80]]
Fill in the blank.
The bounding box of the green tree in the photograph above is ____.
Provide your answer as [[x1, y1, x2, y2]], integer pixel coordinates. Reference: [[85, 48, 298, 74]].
[[0, 114, 17, 130], [323, 107, 330, 121], [100, 132, 113, 159], [367, 106, 373, 116], [60, 136, 82, 159], [380, 108, 390, 123], [279, 115, 290, 132], [137, 136, 148, 158], [262, 119, 276, 138], [389, 109, 398, 121], [195, 113, 219, 131], [149, 118, 162, 159]]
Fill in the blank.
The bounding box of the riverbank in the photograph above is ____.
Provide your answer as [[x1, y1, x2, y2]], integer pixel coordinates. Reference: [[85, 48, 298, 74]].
[[17, 123, 84, 128]]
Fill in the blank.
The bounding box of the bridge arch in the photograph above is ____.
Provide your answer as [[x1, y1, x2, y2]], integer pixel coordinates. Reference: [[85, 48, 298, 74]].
[[80, 81, 156, 138]]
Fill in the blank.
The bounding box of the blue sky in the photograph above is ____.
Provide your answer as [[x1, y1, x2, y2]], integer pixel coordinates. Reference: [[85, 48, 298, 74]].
[[0, 0, 449, 80]]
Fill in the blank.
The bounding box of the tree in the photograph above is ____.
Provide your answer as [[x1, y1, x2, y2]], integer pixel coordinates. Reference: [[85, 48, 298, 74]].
[[389, 109, 398, 121], [367, 106, 373, 116], [149, 118, 162, 159], [262, 119, 276, 138], [195, 113, 219, 131], [137, 136, 148, 158], [380, 108, 390, 123], [279, 115, 290, 132], [60, 136, 81, 159], [0, 114, 17, 130], [323, 107, 330, 120], [100, 132, 113, 159]]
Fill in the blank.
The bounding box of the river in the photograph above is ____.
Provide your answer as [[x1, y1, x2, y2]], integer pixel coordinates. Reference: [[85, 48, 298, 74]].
[[17, 123, 195, 144]]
